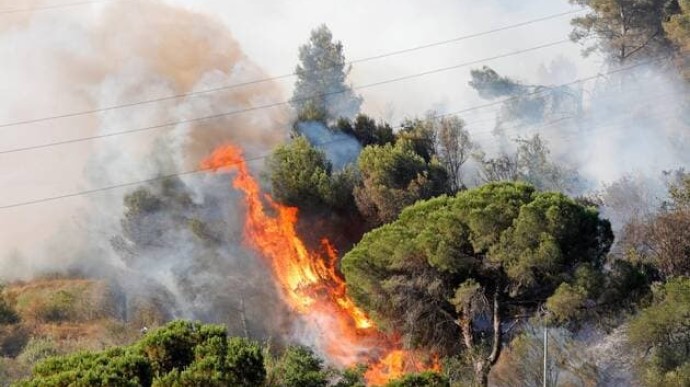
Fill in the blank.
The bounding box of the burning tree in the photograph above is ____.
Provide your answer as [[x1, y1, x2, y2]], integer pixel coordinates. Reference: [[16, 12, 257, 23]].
[[341, 182, 613, 385], [202, 144, 441, 385]]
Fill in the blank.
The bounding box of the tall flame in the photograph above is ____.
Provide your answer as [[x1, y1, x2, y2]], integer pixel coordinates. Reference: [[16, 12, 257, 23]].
[[202, 144, 439, 384]]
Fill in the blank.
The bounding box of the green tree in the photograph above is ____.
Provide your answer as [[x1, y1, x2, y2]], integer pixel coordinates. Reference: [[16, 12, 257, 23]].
[[17, 348, 153, 387], [664, 0, 690, 78], [628, 278, 690, 386], [384, 371, 449, 387], [267, 136, 354, 211], [225, 337, 266, 386], [342, 182, 613, 385], [665, 169, 690, 210], [335, 114, 395, 147], [570, 0, 675, 64], [16, 321, 267, 387], [354, 140, 449, 225], [292, 25, 362, 122], [398, 117, 437, 163], [266, 345, 329, 387], [333, 364, 367, 387], [267, 136, 333, 206], [469, 66, 582, 126]]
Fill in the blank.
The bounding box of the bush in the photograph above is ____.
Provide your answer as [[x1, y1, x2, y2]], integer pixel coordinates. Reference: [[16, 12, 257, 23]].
[[0, 285, 19, 325], [136, 320, 226, 376], [225, 337, 266, 386], [384, 371, 449, 387], [267, 345, 329, 387], [17, 338, 58, 365], [16, 320, 268, 387], [39, 291, 76, 323], [20, 348, 152, 387]]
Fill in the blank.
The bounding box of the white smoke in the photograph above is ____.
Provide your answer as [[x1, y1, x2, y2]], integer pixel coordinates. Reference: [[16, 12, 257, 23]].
[[297, 121, 362, 170]]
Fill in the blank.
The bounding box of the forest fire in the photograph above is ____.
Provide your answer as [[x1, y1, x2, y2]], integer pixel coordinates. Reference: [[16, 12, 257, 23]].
[[202, 144, 439, 384]]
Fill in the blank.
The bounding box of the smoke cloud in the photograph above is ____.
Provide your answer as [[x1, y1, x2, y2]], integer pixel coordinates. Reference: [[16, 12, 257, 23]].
[[297, 121, 362, 170]]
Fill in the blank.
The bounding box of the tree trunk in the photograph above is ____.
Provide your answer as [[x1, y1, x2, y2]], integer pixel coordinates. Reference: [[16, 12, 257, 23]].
[[487, 289, 502, 365], [460, 311, 474, 350], [619, 3, 627, 64], [465, 289, 503, 387], [240, 294, 249, 338], [473, 359, 491, 387]]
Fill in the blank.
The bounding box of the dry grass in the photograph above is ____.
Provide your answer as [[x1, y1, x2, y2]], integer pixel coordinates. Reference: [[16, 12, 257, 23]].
[[6, 278, 117, 324], [3, 278, 146, 351], [0, 277, 164, 386]]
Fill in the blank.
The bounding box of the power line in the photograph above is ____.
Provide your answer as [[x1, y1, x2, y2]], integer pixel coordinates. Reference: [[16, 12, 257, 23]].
[[464, 76, 683, 143], [0, 59, 679, 211], [2, 104, 683, 211], [390, 54, 670, 132], [0, 0, 124, 15], [0, 39, 571, 155], [0, 147, 271, 210], [0, 8, 584, 129], [474, 90, 685, 155]]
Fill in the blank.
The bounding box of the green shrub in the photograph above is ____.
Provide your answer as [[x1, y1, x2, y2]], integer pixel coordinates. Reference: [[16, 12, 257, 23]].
[[267, 345, 329, 387], [15, 320, 268, 387], [384, 371, 449, 387]]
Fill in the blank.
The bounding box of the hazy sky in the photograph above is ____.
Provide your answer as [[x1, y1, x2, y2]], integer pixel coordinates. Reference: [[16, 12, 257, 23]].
[[166, 0, 596, 121], [0, 0, 599, 270]]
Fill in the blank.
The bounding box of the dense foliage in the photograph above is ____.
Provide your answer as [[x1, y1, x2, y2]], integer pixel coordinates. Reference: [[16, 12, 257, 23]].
[[628, 278, 690, 385], [354, 140, 449, 225], [14, 321, 266, 387], [266, 136, 355, 211], [342, 182, 613, 383]]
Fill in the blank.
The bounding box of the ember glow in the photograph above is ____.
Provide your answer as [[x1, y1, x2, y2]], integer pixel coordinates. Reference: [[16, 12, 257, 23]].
[[202, 144, 439, 384]]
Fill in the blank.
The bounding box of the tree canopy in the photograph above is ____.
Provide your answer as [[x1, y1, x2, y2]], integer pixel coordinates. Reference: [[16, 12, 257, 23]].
[[570, 0, 676, 64], [342, 182, 613, 385], [15, 321, 266, 387], [354, 139, 449, 225], [628, 278, 690, 386], [266, 135, 355, 211], [292, 25, 362, 122]]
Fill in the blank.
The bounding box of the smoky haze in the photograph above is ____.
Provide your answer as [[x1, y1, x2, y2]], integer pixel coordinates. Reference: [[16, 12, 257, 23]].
[[1, 1, 690, 382]]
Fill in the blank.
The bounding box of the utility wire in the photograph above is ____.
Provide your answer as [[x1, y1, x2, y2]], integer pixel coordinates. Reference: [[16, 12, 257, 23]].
[[0, 8, 584, 129], [0, 59, 676, 210], [1, 103, 681, 211], [0, 40, 571, 155], [0, 0, 124, 15], [469, 87, 686, 159]]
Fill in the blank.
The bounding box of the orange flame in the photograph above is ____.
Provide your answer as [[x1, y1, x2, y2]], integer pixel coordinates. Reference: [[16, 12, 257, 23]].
[[202, 144, 439, 384], [365, 351, 442, 385]]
